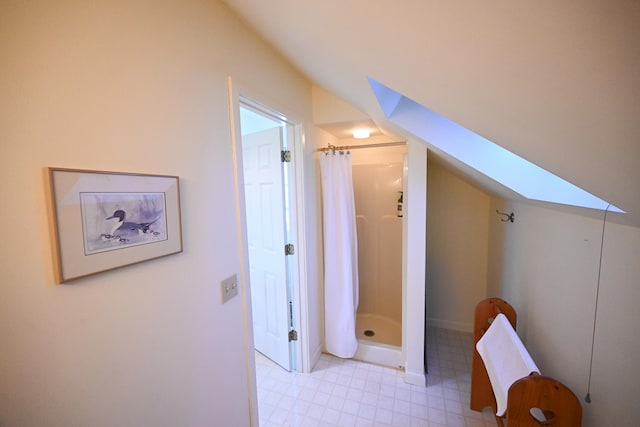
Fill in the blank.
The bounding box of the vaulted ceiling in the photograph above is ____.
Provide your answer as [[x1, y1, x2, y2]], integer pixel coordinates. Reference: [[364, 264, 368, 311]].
[[223, 0, 640, 226]]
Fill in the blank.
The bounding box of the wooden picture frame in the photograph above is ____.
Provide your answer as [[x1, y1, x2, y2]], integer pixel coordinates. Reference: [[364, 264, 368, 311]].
[[47, 167, 183, 283]]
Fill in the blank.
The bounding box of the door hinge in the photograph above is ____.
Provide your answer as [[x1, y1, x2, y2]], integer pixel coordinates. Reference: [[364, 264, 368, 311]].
[[288, 330, 298, 342], [281, 150, 292, 163], [285, 243, 295, 255]]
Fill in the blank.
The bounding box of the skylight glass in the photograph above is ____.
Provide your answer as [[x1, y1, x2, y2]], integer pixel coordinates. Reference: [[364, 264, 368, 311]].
[[368, 77, 623, 213]]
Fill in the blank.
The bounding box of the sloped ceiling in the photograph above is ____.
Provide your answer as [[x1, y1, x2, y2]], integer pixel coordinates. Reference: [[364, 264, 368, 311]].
[[223, 0, 640, 226]]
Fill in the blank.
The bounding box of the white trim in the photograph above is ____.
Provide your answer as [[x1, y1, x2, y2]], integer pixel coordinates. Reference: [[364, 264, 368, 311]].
[[227, 75, 311, 384], [227, 77, 259, 427], [402, 140, 427, 386], [289, 123, 314, 373], [404, 370, 427, 387], [310, 343, 322, 371]]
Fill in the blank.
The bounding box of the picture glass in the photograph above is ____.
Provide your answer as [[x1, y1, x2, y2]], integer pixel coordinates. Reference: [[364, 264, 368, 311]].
[[80, 192, 168, 255], [48, 168, 182, 283]]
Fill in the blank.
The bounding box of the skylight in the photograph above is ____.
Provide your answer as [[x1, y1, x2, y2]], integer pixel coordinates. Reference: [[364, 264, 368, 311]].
[[368, 77, 623, 213]]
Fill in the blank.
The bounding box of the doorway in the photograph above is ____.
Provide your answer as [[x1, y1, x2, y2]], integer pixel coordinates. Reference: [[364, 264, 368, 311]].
[[230, 95, 311, 380], [236, 99, 302, 372]]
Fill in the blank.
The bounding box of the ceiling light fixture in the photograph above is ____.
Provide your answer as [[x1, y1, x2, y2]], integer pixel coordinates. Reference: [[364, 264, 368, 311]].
[[353, 129, 370, 139]]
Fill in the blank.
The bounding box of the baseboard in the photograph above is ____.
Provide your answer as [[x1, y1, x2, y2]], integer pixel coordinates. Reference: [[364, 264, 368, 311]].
[[307, 344, 322, 373], [427, 317, 473, 333], [404, 370, 426, 387]]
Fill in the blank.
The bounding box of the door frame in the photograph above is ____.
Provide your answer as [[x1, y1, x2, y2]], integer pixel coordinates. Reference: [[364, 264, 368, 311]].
[[227, 74, 311, 391]]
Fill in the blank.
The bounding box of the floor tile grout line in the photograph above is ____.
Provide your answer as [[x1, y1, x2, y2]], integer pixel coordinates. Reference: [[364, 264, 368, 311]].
[[256, 327, 497, 427]]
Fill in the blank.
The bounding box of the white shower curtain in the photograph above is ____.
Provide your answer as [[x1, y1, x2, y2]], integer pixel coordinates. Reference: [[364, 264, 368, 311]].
[[320, 151, 359, 358]]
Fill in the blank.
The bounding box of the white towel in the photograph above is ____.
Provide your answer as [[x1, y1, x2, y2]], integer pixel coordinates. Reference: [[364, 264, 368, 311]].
[[475, 313, 539, 416]]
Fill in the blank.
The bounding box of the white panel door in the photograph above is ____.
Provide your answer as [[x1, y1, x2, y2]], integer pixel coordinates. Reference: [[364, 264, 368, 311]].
[[242, 125, 291, 371]]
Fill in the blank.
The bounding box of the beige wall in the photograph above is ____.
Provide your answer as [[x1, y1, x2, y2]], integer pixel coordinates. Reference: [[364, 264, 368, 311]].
[[426, 155, 640, 425], [488, 199, 640, 427], [0, 1, 312, 426], [4, 1, 637, 426], [426, 158, 490, 332]]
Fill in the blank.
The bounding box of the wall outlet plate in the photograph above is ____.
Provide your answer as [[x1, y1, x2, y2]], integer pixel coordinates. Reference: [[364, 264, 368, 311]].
[[220, 274, 238, 304]]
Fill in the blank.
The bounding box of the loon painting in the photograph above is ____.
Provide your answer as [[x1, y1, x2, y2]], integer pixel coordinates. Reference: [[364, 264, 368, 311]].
[[80, 192, 167, 255], [48, 168, 182, 283], [103, 209, 161, 241]]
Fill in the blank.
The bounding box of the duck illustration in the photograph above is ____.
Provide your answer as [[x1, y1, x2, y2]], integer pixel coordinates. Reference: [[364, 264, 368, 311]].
[[104, 209, 158, 241]]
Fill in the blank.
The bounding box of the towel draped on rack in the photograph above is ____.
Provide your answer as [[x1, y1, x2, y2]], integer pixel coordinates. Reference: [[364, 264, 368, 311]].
[[475, 313, 540, 416]]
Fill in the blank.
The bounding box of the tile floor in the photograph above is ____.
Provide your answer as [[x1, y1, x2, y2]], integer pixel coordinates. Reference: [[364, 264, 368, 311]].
[[255, 327, 498, 426]]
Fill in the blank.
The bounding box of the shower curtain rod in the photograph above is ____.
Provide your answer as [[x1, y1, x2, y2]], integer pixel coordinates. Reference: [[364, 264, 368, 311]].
[[317, 141, 406, 153]]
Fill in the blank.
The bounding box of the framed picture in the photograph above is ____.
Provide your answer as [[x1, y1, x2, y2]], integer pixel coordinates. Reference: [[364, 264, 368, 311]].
[[47, 168, 183, 283]]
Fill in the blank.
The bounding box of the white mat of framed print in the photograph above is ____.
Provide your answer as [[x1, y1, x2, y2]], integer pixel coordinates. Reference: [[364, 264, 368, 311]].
[[48, 168, 183, 283]]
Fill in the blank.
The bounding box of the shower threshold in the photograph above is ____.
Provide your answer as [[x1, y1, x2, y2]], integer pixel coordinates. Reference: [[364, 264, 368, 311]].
[[354, 339, 403, 370]]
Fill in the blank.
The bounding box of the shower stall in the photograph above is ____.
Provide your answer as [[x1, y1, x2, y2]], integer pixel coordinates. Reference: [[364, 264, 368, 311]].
[[351, 145, 406, 367]]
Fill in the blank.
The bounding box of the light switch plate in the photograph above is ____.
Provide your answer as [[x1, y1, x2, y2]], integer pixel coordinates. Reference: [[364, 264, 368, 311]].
[[220, 274, 238, 304]]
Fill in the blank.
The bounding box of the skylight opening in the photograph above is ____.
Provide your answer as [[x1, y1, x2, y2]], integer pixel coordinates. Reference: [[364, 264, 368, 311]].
[[368, 77, 623, 213]]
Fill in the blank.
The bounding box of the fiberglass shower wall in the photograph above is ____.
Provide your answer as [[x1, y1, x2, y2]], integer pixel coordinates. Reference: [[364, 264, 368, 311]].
[[351, 146, 406, 347]]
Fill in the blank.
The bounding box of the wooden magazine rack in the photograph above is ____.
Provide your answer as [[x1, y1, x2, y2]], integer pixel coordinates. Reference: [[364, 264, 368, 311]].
[[470, 298, 582, 426]]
